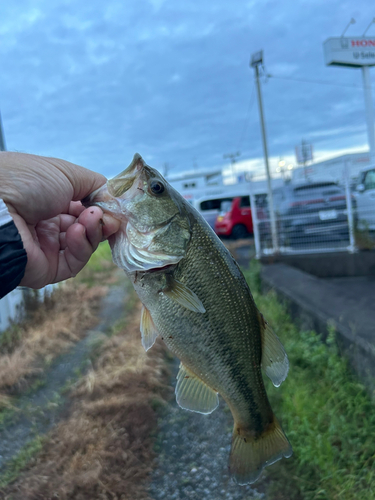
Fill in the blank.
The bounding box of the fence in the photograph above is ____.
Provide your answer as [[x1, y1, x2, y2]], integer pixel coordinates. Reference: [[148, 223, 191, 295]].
[[250, 159, 375, 258], [0, 284, 58, 333]]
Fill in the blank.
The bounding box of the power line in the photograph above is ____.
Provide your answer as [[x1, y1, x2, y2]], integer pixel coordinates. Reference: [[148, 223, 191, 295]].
[[236, 81, 256, 152], [268, 73, 375, 90]]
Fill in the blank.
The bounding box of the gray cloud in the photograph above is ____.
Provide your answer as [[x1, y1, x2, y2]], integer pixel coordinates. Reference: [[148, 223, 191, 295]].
[[0, 0, 374, 179]]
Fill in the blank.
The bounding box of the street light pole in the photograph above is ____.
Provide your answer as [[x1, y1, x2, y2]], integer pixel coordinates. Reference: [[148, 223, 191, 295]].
[[361, 66, 375, 164], [0, 111, 6, 151], [251, 51, 278, 253]]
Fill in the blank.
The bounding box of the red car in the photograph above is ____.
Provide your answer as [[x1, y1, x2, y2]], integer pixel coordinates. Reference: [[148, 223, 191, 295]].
[[214, 196, 254, 239]]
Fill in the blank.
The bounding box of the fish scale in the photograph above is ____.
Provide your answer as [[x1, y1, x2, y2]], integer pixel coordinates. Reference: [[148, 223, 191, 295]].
[[84, 153, 292, 484]]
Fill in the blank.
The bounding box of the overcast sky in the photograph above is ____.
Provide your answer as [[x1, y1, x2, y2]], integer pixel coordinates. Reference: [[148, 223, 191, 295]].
[[0, 0, 374, 180]]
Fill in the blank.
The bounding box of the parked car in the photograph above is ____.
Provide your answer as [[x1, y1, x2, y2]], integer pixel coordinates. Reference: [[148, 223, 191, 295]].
[[193, 195, 237, 229], [273, 181, 356, 245], [214, 196, 253, 239], [354, 165, 375, 230]]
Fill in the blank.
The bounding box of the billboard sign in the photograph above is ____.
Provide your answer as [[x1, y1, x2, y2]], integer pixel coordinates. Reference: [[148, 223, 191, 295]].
[[324, 37, 375, 67]]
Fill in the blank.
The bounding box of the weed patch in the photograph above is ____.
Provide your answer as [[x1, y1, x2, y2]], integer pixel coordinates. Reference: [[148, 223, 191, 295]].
[[76, 241, 119, 286], [244, 261, 375, 500], [0, 435, 45, 488], [0, 283, 106, 396], [1, 301, 171, 500]]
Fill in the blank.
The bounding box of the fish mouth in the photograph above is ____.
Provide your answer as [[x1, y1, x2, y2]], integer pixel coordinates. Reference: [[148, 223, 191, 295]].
[[107, 153, 146, 199], [81, 153, 146, 209]]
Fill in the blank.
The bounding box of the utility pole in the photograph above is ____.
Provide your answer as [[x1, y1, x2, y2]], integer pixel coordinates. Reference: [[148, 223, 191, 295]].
[[163, 162, 170, 178], [250, 50, 278, 253], [223, 151, 241, 182], [0, 111, 6, 151]]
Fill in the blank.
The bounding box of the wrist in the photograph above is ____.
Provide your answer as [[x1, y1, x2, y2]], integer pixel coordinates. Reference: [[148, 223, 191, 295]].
[[0, 199, 28, 299]]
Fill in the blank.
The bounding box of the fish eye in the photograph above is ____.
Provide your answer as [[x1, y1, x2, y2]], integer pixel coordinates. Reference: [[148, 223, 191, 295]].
[[150, 180, 165, 195]]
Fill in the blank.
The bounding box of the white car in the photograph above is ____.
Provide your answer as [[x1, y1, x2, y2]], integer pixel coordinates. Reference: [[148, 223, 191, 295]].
[[355, 165, 375, 230]]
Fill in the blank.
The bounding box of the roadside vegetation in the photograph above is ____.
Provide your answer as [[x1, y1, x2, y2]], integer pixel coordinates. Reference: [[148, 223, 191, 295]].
[[244, 261, 375, 500], [1, 300, 170, 499], [354, 224, 375, 250], [0, 281, 106, 410], [1, 241, 374, 499], [0, 242, 171, 499]]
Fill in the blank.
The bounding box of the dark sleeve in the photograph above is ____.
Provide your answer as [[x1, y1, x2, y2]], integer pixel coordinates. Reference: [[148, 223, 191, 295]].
[[0, 220, 28, 299]]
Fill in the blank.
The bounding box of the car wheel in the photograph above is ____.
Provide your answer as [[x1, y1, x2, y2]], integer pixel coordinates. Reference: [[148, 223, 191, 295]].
[[232, 224, 248, 240]]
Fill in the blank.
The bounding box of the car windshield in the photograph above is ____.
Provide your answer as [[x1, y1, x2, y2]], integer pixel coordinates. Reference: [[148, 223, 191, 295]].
[[220, 200, 232, 213]]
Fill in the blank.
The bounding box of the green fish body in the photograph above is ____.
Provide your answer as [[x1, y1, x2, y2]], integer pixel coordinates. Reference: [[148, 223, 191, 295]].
[[84, 154, 292, 484]]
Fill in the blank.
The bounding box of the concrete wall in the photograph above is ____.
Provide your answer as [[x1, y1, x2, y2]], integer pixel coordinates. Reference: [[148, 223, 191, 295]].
[[0, 284, 58, 333], [0, 288, 24, 332], [261, 250, 375, 278]]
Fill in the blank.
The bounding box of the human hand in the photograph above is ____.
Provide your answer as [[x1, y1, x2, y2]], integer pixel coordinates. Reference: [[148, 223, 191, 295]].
[[0, 152, 120, 289]]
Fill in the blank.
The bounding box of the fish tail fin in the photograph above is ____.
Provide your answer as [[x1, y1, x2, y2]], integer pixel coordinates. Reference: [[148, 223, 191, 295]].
[[229, 416, 292, 485]]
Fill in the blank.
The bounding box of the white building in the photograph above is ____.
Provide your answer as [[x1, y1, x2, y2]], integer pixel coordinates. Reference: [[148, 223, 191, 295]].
[[292, 151, 372, 185], [166, 169, 224, 203]]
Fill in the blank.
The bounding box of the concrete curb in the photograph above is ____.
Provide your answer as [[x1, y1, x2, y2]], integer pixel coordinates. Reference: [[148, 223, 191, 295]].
[[261, 263, 375, 397]]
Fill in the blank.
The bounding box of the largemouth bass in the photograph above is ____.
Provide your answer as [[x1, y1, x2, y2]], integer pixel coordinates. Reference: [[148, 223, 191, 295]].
[[83, 154, 292, 484]]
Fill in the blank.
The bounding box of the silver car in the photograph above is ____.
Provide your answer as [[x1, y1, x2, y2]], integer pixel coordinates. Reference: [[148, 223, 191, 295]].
[[273, 181, 355, 246], [355, 165, 375, 231]]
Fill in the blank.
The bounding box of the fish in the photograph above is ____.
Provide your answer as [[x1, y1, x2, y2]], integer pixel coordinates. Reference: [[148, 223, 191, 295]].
[[83, 153, 292, 484]]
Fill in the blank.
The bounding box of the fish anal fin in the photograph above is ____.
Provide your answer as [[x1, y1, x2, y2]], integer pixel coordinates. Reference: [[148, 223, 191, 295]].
[[175, 363, 218, 414], [229, 416, 292, 485], [259, 313, 289, 387], [140, 306, 159, 351], [163, 278, 206, 314]]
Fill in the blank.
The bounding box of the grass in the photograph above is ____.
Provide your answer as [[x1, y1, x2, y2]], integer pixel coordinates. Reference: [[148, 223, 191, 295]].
[[0, 435, 45, 488], [0, 283, 106, 396], [0, 298, 171, 499], [76, 240, 119, 286], [354, 224, 375, 250], [0, 242, 116, 399], [244, 261, 375, 500]]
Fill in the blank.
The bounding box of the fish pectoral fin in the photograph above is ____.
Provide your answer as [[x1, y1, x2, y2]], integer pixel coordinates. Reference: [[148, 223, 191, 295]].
[[175, 363, 218, 414], [259, 313, 289, 387], [140, 306, 159, 351], [229, 416, 292, 485], [162, 278, 206, 314]]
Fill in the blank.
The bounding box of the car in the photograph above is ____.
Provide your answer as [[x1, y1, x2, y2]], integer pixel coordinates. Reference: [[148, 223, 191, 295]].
[[214, 196, 254, 239], [193, 195, 238, 229], [272, 181, 356, 246], [354, 165, 375, 230]]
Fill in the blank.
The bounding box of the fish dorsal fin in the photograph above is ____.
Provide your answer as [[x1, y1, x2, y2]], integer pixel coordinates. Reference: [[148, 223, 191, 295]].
[[140, 306, 159, 351], [163, 278, 206, 313], [259, 313, 289, 387], [175, 363, 219, 414]]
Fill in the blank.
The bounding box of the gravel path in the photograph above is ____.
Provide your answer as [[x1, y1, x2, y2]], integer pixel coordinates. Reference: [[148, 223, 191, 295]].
[[149, 359, 265, 500]]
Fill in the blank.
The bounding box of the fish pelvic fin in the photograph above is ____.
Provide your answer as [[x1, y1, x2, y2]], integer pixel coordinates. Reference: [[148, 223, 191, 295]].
[[259, 312, 289, 387], [229, 416, 292, 485], [140, 306, 159, 351], [175, 363, 219, 414]]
